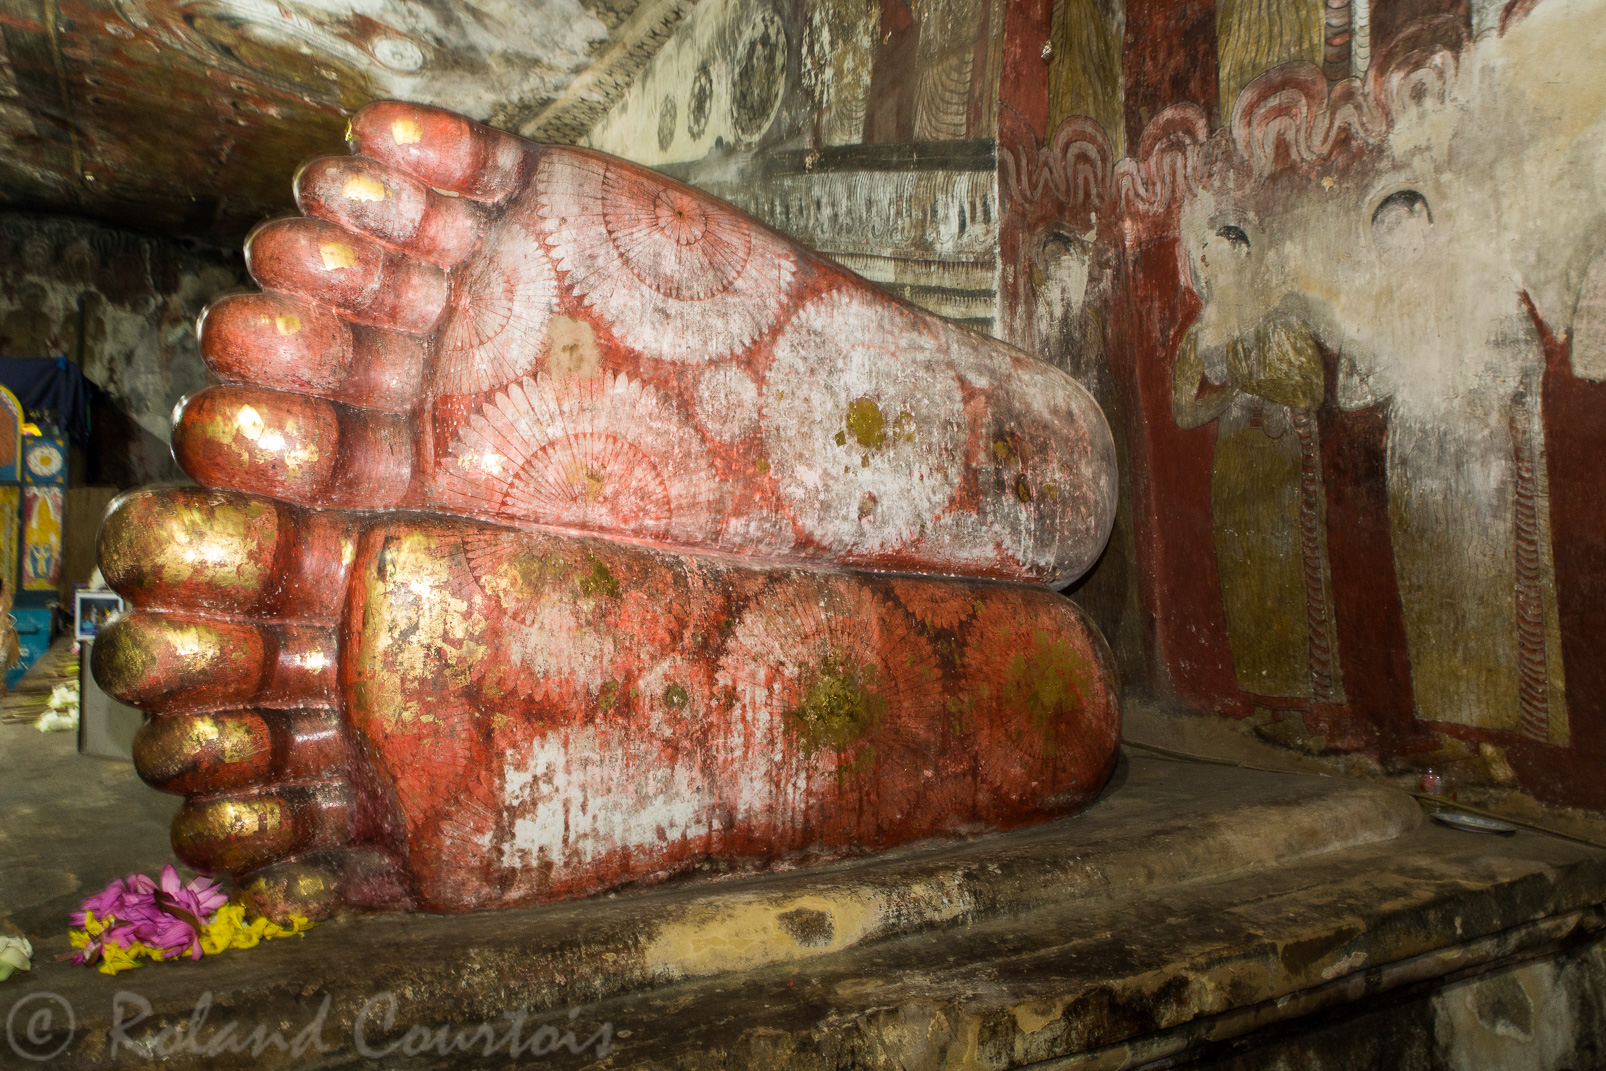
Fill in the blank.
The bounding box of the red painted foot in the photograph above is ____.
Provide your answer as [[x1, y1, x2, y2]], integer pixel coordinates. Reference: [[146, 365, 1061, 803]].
[[97, 488, 1119, 913], [184, 101, 1117, 585], [98, 103, 1123, 916]]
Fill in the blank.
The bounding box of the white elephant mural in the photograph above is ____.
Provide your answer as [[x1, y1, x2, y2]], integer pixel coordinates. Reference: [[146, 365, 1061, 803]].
[[1163, 0, 1606, 742]]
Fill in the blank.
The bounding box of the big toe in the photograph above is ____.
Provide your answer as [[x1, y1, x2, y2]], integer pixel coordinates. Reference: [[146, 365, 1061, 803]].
[[171, 384, 414, 510], [347, 100, 531, 204]]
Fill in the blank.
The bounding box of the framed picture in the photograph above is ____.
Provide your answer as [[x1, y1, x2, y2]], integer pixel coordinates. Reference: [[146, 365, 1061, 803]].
[[75, 589, 124, 641], [22, 486, 63, 592]]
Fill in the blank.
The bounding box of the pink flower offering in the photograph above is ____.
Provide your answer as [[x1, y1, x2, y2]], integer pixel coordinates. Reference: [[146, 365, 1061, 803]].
[[152, 865, 228, 960], [70, 866, 227, 964], [70, 871, 155, 929]]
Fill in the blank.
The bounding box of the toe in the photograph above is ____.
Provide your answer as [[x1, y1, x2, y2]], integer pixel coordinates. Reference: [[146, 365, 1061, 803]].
[[238, 849, 413, 921], [295, 155, 484, 268], [134, 708, 344, 795], [199, 292, 353, 394], [171, 782, 350, 876], [170, 386, 339, 504], [99, 486, 283, 616], [349, 101, 530, 204], [245, 217, 447, 334], [236, 860, 345, 922], [92, 613, 267, 712], [171, 385, 413, 509], [100, 487, 361, 623], [199, 293, 426, 412], [92, 612, 338, 714]]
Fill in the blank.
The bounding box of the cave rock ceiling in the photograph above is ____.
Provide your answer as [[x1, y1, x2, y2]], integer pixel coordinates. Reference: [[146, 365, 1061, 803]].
[[0, 0, 695, 237]]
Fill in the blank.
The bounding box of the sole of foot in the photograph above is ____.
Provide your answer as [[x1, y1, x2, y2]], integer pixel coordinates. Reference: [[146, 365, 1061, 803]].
[[180, 101, 1117, 587], [95, 487, 1120, 917]]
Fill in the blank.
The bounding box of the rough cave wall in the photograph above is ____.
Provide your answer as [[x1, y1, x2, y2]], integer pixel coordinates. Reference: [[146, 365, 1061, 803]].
[[585, 0, 1005, 333], [998, 0, 1606, 812], [0, 212, 245, 485], [0, 0, 698, 241]]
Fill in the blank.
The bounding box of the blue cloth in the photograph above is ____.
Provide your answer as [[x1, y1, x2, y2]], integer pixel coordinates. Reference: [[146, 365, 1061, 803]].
[[0, 356, 98, 444]]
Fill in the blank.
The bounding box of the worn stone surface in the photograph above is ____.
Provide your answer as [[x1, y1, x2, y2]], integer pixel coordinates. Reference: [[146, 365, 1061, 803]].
[[0, 723, 178, 939], [8, 720, 1606, 1069], [1165, 936, 1606, 1070], [0, 0, 697, 238], [1124, 696, 1606, 853]]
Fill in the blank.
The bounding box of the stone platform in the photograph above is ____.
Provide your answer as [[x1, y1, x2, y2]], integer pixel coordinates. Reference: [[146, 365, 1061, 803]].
[[3, 716, 1604, 1069]]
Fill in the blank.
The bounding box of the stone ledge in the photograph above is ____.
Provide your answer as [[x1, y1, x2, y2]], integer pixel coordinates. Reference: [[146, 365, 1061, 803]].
[[7, 725, 1604, 1069]]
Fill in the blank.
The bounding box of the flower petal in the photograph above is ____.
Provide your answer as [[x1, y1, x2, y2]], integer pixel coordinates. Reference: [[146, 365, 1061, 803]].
[[160, 865, 181, 897]]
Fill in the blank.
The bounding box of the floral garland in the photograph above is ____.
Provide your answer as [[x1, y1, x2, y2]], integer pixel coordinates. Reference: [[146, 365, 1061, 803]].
[[68, 866, 313, 976]]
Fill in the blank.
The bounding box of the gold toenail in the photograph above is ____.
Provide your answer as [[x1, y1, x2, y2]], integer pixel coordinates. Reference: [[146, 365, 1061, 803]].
[[342, 174, 387, 202], [274, 313, 301, 335], [234, 405, 266, 441], [215, 718, 265, 764], [320, 242, 357, 270], [391, 118, 421, 145]]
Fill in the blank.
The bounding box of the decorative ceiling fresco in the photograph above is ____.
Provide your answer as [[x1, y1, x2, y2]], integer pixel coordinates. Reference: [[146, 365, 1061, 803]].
[[0, 0, 696, 238]]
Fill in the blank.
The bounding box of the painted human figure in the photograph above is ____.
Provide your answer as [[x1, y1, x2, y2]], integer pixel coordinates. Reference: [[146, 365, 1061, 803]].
[[1170, 212, 1342, 703], [1333, 186, 1566, 741], [94, 103, 1122, 917], [1176, 171, 1566, 738]]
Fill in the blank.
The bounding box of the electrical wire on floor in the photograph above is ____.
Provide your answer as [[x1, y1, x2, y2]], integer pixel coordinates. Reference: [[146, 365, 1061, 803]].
[[1122, 737, 1606, 852]]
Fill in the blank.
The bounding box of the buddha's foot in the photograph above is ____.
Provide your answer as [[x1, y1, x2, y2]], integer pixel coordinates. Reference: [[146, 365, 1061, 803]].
[[180, 101, 1116, 586], [94, 488, 1120, 917]]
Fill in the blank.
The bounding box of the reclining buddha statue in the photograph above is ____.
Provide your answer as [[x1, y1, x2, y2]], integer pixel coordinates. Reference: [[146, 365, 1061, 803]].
[[93, 102, 1121, 917]]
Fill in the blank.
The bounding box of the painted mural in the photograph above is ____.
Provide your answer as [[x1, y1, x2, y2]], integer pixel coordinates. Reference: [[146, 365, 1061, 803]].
[[0, 387, 23, 602], [22, 485, 62, 591], [584, 0, 1006, 330], [0, 485, 20, 598], [0, 384, 20, 483], [1170, 314, 1343, 705], [999, 0, 1606, 808]]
